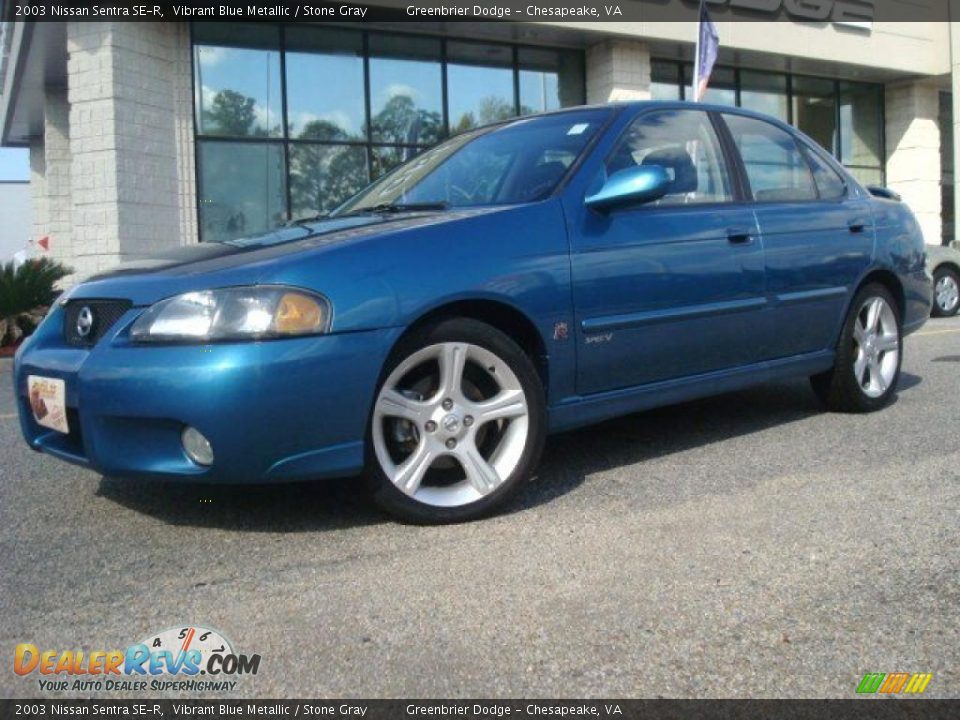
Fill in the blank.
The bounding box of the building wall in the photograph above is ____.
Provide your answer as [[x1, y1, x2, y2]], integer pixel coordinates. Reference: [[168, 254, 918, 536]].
[[31, 89, 72, 268], [586, 39, 651, 103], [25, 22, 197, 281], [562, 21, 951, 78], [885, 80, 943, 246], [65, 21, 197, 279], [0, 182, 32, 262]]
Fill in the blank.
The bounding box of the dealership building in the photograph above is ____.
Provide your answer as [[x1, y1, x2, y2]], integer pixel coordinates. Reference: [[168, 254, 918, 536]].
[[0, 13, 958, 279]]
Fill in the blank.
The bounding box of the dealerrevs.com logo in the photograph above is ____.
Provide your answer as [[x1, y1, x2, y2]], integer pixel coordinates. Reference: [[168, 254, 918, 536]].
[[14, 625, 262, 693]]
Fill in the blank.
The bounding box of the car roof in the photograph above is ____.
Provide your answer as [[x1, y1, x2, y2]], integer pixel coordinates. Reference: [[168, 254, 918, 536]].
[[487, 100, 800, 136]]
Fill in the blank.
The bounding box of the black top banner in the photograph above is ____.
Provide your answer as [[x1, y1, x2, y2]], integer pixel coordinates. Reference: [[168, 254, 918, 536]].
[[2, 700, 960, 720], [0, 0, 952, 24]]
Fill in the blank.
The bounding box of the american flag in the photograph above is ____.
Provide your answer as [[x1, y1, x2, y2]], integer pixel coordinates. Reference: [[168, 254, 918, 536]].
[[693, 0, 720, 102]]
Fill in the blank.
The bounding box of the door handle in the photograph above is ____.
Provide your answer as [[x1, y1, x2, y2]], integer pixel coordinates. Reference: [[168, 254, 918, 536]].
[[848, 218, 868, 234], [727, 227, 752, 245]]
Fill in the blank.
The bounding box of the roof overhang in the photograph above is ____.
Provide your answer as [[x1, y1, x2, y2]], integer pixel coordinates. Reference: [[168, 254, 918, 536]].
[[0, 21, 66, 147]]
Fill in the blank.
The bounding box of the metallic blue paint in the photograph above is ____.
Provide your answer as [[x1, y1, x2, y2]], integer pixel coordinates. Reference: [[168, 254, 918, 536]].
[[14, 102, 932, 484], [584, 165, 670, 212]]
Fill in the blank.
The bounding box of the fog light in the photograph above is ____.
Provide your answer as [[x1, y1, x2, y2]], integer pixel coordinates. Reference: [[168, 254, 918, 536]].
[[182, 426, 214, 466]]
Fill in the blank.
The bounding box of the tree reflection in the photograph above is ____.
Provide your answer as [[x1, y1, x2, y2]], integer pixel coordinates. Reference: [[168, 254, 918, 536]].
[[202, 87, 520, 224]]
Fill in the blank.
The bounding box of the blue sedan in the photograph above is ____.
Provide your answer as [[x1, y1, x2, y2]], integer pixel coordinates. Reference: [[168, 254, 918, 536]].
[[14, 102, 931, 523]]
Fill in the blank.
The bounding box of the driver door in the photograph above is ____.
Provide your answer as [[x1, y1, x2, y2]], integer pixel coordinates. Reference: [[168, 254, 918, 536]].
[[570, 108, 767, 396]]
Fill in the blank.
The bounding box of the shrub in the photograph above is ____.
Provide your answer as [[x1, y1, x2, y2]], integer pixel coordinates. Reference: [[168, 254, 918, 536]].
[[0, 258, 72, 347]]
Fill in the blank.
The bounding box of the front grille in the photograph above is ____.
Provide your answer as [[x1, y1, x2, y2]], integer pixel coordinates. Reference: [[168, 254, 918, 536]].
[[63, 299, 132, 347]]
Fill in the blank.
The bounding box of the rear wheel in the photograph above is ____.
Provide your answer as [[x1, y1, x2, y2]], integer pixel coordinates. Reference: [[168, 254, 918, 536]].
[[367, 318, 546, 523], [811, 283, 902, 413], [932, 266, 960, 317]]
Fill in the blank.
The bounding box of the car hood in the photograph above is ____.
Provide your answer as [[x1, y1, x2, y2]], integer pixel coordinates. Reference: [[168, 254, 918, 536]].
[[84, 215, 409, 280], [68, 207, 511, 305]]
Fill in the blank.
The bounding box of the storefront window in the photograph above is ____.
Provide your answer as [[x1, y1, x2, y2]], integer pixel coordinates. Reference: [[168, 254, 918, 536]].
[[651, 61, 681, 101], [793, 77, 837, 156], [447, 42, 516, 132], [518, 48, 584, 114], [740, 71, 788, 122], [193, 25, 586, 239], [193, 24, 282, 138], [684, 65, 735, 106], [198, 141, 286, 243], [369, 35, 444, 146], [285, 27, 365, 141], [288, 144, 368, 220], [839, 82, 883, 184]]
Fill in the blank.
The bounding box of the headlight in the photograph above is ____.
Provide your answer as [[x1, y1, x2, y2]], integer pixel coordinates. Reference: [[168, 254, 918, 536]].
[[130, 287, 331, 343]]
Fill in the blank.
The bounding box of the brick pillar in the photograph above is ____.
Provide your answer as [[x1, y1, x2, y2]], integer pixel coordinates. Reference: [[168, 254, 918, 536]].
[[586, 39, 651, 104], [30, 89, 73, 270], [65, 21, 196, 280], [885, 80, 942, 247]]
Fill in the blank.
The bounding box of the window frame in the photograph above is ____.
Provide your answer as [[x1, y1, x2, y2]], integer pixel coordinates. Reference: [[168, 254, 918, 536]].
[[190, 22, 587, 240], [718, 111, 824, 205], [600, 106, 746, 212], [796, 137, 850, 203]]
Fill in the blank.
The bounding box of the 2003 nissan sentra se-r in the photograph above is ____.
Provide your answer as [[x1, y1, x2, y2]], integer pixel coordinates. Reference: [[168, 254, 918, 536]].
[[14, 102, 932, 523]]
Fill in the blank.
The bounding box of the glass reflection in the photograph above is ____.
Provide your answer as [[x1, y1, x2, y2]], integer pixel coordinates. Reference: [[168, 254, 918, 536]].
[[289, 144, 369, 219], [198, 141, 287, 241], [194, 44, 282, 138], [448, 42, 516, 132], [740, 71, 788, 121], [369, 35, 443, 146], [285, 27, 365, 141], [651, 61, 681, 101], [839, 82, 882, 169], [793, 77, 837, 154]]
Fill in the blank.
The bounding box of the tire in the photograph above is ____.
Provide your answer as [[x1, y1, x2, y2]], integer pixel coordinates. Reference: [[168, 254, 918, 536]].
[[810, 283, 902, 413], [932, 266, 960, 317], [366, 318, 546, 524]]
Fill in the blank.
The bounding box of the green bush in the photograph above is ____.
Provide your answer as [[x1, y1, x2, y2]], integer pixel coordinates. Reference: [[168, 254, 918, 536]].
[[0, 258, 72, 347]]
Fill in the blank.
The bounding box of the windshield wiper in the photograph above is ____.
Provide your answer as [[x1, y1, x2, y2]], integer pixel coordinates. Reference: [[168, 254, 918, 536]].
[[338, 201, 450, 217], [290, 213, 329, 225]]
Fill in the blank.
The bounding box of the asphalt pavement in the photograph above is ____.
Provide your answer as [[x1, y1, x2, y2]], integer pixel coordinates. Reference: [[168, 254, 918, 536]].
[[1, 316, 959, 699]]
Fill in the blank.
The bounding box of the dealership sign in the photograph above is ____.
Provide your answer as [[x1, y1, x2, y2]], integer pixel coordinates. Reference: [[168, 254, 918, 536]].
[[693, 0, 873, 26]]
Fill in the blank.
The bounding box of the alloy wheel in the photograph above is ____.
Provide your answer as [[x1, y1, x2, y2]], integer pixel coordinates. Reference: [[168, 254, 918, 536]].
[[852, 296, 900, 399], [372, 342, 530, 508], [935, 273, 959, 314]]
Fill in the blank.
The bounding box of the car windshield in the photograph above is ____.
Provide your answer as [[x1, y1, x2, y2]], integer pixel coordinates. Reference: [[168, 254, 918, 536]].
[[330, 108, 612, 217]]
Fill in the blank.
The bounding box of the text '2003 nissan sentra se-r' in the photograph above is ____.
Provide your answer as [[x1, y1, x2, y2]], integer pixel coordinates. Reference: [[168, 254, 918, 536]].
[[14, 103, 932, 523]]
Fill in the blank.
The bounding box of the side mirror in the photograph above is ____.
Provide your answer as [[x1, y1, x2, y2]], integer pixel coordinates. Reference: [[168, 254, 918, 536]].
[[585, 165, 670, 213]]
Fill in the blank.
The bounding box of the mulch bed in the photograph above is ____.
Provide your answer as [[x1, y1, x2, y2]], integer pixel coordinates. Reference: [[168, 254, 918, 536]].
[[0, 341, 23, 358]]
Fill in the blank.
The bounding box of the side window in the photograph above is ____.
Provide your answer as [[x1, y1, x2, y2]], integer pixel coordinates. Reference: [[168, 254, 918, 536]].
[[724, 114, 817, 202], [802, 144, 847, 200], [605, 109, 733, 206]]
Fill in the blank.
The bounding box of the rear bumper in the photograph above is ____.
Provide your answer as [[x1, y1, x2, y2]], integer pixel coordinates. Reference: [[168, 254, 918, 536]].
[[14, 308, 401, 483]]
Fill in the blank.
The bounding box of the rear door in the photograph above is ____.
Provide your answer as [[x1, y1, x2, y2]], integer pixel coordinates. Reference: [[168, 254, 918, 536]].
[[720, 112, 873, 359], [569, 107, 766, 396]]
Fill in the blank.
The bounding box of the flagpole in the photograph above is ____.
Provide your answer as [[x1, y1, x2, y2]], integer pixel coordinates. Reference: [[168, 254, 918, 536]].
[[692, 0, 703, 102]]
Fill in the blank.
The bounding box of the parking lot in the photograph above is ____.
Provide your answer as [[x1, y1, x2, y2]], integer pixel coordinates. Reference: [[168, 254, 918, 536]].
[[1, 315, 958, 699]]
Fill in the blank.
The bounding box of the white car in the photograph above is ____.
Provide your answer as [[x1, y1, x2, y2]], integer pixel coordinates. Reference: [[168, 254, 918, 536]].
[[927, 244, 960, 317]]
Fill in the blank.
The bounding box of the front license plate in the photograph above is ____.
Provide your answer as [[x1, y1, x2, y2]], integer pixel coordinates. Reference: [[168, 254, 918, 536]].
[[27, 375, 69, 434]]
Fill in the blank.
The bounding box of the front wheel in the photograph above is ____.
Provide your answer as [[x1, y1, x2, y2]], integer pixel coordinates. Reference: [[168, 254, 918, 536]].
[[810, 283, 902, 413], [367, 318, 546, 523]]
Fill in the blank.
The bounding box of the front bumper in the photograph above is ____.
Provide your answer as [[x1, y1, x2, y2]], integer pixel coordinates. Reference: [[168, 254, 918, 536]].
[[14, 306, 400, 483]]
